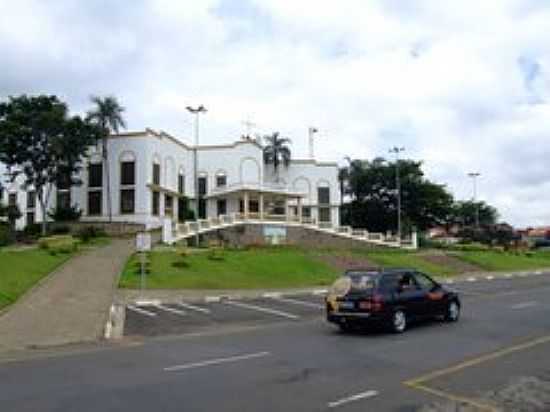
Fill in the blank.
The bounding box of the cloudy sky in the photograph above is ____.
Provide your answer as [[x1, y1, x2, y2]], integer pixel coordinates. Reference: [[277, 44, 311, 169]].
[[1, 0, 549, 227]]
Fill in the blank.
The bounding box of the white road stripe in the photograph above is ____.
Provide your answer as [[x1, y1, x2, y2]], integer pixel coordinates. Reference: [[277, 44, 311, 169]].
[[204, 296, 222, 303], [273, 296, 324, 309], [519, 273, 529, 277], [154, 304, 187, 316], [486, 276, 494, 280], [127, 304, 157, 317], [176, 301, 211, 314], [511, 301, 538, 310], [262, 292, 282, 298], [224, 300, 300, 320], [534, 271, 543, 275], [164, 351, 270, 372], [328, 390, 379, 408], [467, 277, 477, 282], [505, 273, 513, 278], [312, 289, 328, 295]]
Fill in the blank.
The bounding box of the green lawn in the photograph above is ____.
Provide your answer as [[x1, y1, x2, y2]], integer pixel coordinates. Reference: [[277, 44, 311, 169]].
[[362, 251, 459, 278], [456, 251, 550, 272], [119, 247, 340, 289], [0, 248, 74, 310]]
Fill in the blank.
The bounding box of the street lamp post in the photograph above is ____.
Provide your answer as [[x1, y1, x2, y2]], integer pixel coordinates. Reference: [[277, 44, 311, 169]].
[[389, 147, 405, 242], [467, 172, 481, 228], [186, 105, 207, 247]]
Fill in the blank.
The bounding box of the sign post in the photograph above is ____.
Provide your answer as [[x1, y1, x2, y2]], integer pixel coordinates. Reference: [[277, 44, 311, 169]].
[[135, 232, 152, 295]]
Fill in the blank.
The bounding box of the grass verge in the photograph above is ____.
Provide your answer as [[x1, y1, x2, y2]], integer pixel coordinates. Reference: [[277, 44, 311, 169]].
[[456, 251, 550, 272], [0, 248, 74, 310], [119, 246, 340, 289]]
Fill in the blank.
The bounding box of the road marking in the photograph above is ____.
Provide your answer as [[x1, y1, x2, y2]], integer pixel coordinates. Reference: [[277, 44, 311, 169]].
[[204, 296, 222, 303], [510, 301, 538, 310], [262, 292, 282, 298], [404, 334, 550, 412], [312, 289, 328, 295], [224, 300, 300, 320], [486, 276, 494, 280], [272, 296, 324, 309], [534, 271, 543, 275], [519, 273, 529, 277], [176, 301, 211, 314], [154, 304, 187, 316], [466, 277, 477, 282], [164, 351, 270, 372], [504, 273, 513, 278], [327, 390, 379, 408], [126, 304, 157, 317]]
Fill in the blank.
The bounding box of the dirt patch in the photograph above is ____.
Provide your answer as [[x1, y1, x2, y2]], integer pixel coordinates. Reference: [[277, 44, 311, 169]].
[[420, 252, 482, 274], [316, 254, 380, 271]]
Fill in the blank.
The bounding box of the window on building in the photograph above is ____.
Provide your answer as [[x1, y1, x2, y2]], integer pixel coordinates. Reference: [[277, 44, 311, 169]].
[[319, 207, 331, 222], [88, 191, 102, 215], [120, 189, 135, 214], [8, 193, 16, 207], [217, 199, 227, 216], [165, 195, 173, 217], [216, 175, 227, 188], [249, 199, 259, 213], [27, 211, 34, 226], [152, 191, 160, 215], [57, 191, 71, 209], [318, 187, 330, 205], [198, 176, 207, 196], [153, 163, 161, 185], [302, 206, 311, 218], [57, 174, 71, 190], [120, 161, 135, 186], [198, 199, 207, 219], [88, 163, 102, 188], [178, 174, 185, 194], [27, 191, 36, 209]]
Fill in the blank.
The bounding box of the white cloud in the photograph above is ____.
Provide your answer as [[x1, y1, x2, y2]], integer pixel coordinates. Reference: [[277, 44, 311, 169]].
[[1, 0, 550, 226]]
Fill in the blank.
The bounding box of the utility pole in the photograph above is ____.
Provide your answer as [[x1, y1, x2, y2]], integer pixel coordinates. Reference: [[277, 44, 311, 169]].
[[467, 172, 481, 228], [308, 127, 318, 159], [389, 147, 405, 242], [186, 105, 207, 247]]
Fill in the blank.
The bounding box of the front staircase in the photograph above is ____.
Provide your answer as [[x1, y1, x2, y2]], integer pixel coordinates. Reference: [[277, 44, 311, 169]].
[[162, 214, 418, 250]]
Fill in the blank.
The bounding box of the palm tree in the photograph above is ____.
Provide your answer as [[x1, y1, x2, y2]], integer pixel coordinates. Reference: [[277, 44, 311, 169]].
[[263, 132, 291, 182], [87, 96, 126, 222]]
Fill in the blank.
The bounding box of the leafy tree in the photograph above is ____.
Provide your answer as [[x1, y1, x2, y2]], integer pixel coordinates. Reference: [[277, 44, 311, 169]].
[[341, 157, 455, 232], [450, 200, 498, 227], [86, 96, 126, 222], [263, 132, 291, 182], [0, 95, 102, 235]]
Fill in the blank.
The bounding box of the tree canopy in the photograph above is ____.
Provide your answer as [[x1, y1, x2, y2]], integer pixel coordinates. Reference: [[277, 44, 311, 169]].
[[0, 95, 103, 234], [340, 157, 498, 233], [263, 132, 291, 180]]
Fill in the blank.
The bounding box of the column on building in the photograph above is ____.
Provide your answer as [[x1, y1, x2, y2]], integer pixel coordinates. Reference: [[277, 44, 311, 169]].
[[259, 193, 264, 220], [243, 191, 249, 219], [297, 197, 303, 224]]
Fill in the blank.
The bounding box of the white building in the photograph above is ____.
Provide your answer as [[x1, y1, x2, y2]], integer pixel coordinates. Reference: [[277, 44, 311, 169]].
[[0, 129, 341, 231]]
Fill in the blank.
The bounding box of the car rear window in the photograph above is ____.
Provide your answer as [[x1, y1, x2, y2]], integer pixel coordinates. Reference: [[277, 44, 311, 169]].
[[330, 273, 377, 296]]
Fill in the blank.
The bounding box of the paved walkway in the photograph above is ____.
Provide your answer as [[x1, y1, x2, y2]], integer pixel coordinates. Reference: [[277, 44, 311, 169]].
[[0, 239, 133, 353]]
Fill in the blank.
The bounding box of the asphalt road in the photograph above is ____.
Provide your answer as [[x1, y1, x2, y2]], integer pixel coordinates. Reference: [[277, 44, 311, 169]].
[[2, 274, 550, 412]]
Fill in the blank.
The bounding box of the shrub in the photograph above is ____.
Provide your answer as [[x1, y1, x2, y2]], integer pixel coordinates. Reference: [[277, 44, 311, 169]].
[[75, 226, 107, 242], [48, 205, 82, 222], [207, 247, 225, 261], [0, 223, 10, 247], [23, 223, 42, 238], [51, 225, 71, 235], [38, 235, 78, 254]]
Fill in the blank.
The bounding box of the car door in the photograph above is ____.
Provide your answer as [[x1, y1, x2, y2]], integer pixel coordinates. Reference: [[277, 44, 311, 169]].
[[395, 272, 429, 319], [413, 272, 446, 316]]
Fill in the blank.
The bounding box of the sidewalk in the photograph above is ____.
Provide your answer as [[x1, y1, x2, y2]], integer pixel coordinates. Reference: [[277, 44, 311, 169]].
[[0, 239, 133, 353]]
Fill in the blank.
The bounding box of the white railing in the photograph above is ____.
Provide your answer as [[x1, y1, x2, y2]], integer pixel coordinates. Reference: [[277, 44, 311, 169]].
[[171, 215, 416, 249]]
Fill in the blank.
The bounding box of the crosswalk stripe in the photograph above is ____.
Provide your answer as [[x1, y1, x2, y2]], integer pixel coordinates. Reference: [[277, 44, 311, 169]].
[[224, 300, 300, 320], [127, 304, 158, 317], [154, 304, 187, 316], [176, 301, 211, 314], [272, 296, 324, 309]]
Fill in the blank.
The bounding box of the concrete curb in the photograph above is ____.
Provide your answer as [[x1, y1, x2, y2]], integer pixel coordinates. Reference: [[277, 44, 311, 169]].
[[118, 269, 550, 307]]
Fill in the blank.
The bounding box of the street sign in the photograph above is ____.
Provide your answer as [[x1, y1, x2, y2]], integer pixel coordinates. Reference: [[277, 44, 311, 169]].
[[136, 232, 152, 252]]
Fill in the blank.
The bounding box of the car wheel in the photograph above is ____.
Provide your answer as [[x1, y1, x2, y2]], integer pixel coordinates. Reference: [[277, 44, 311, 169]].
[[445, 300, 460, 322], [391, 310, 407, 333]]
